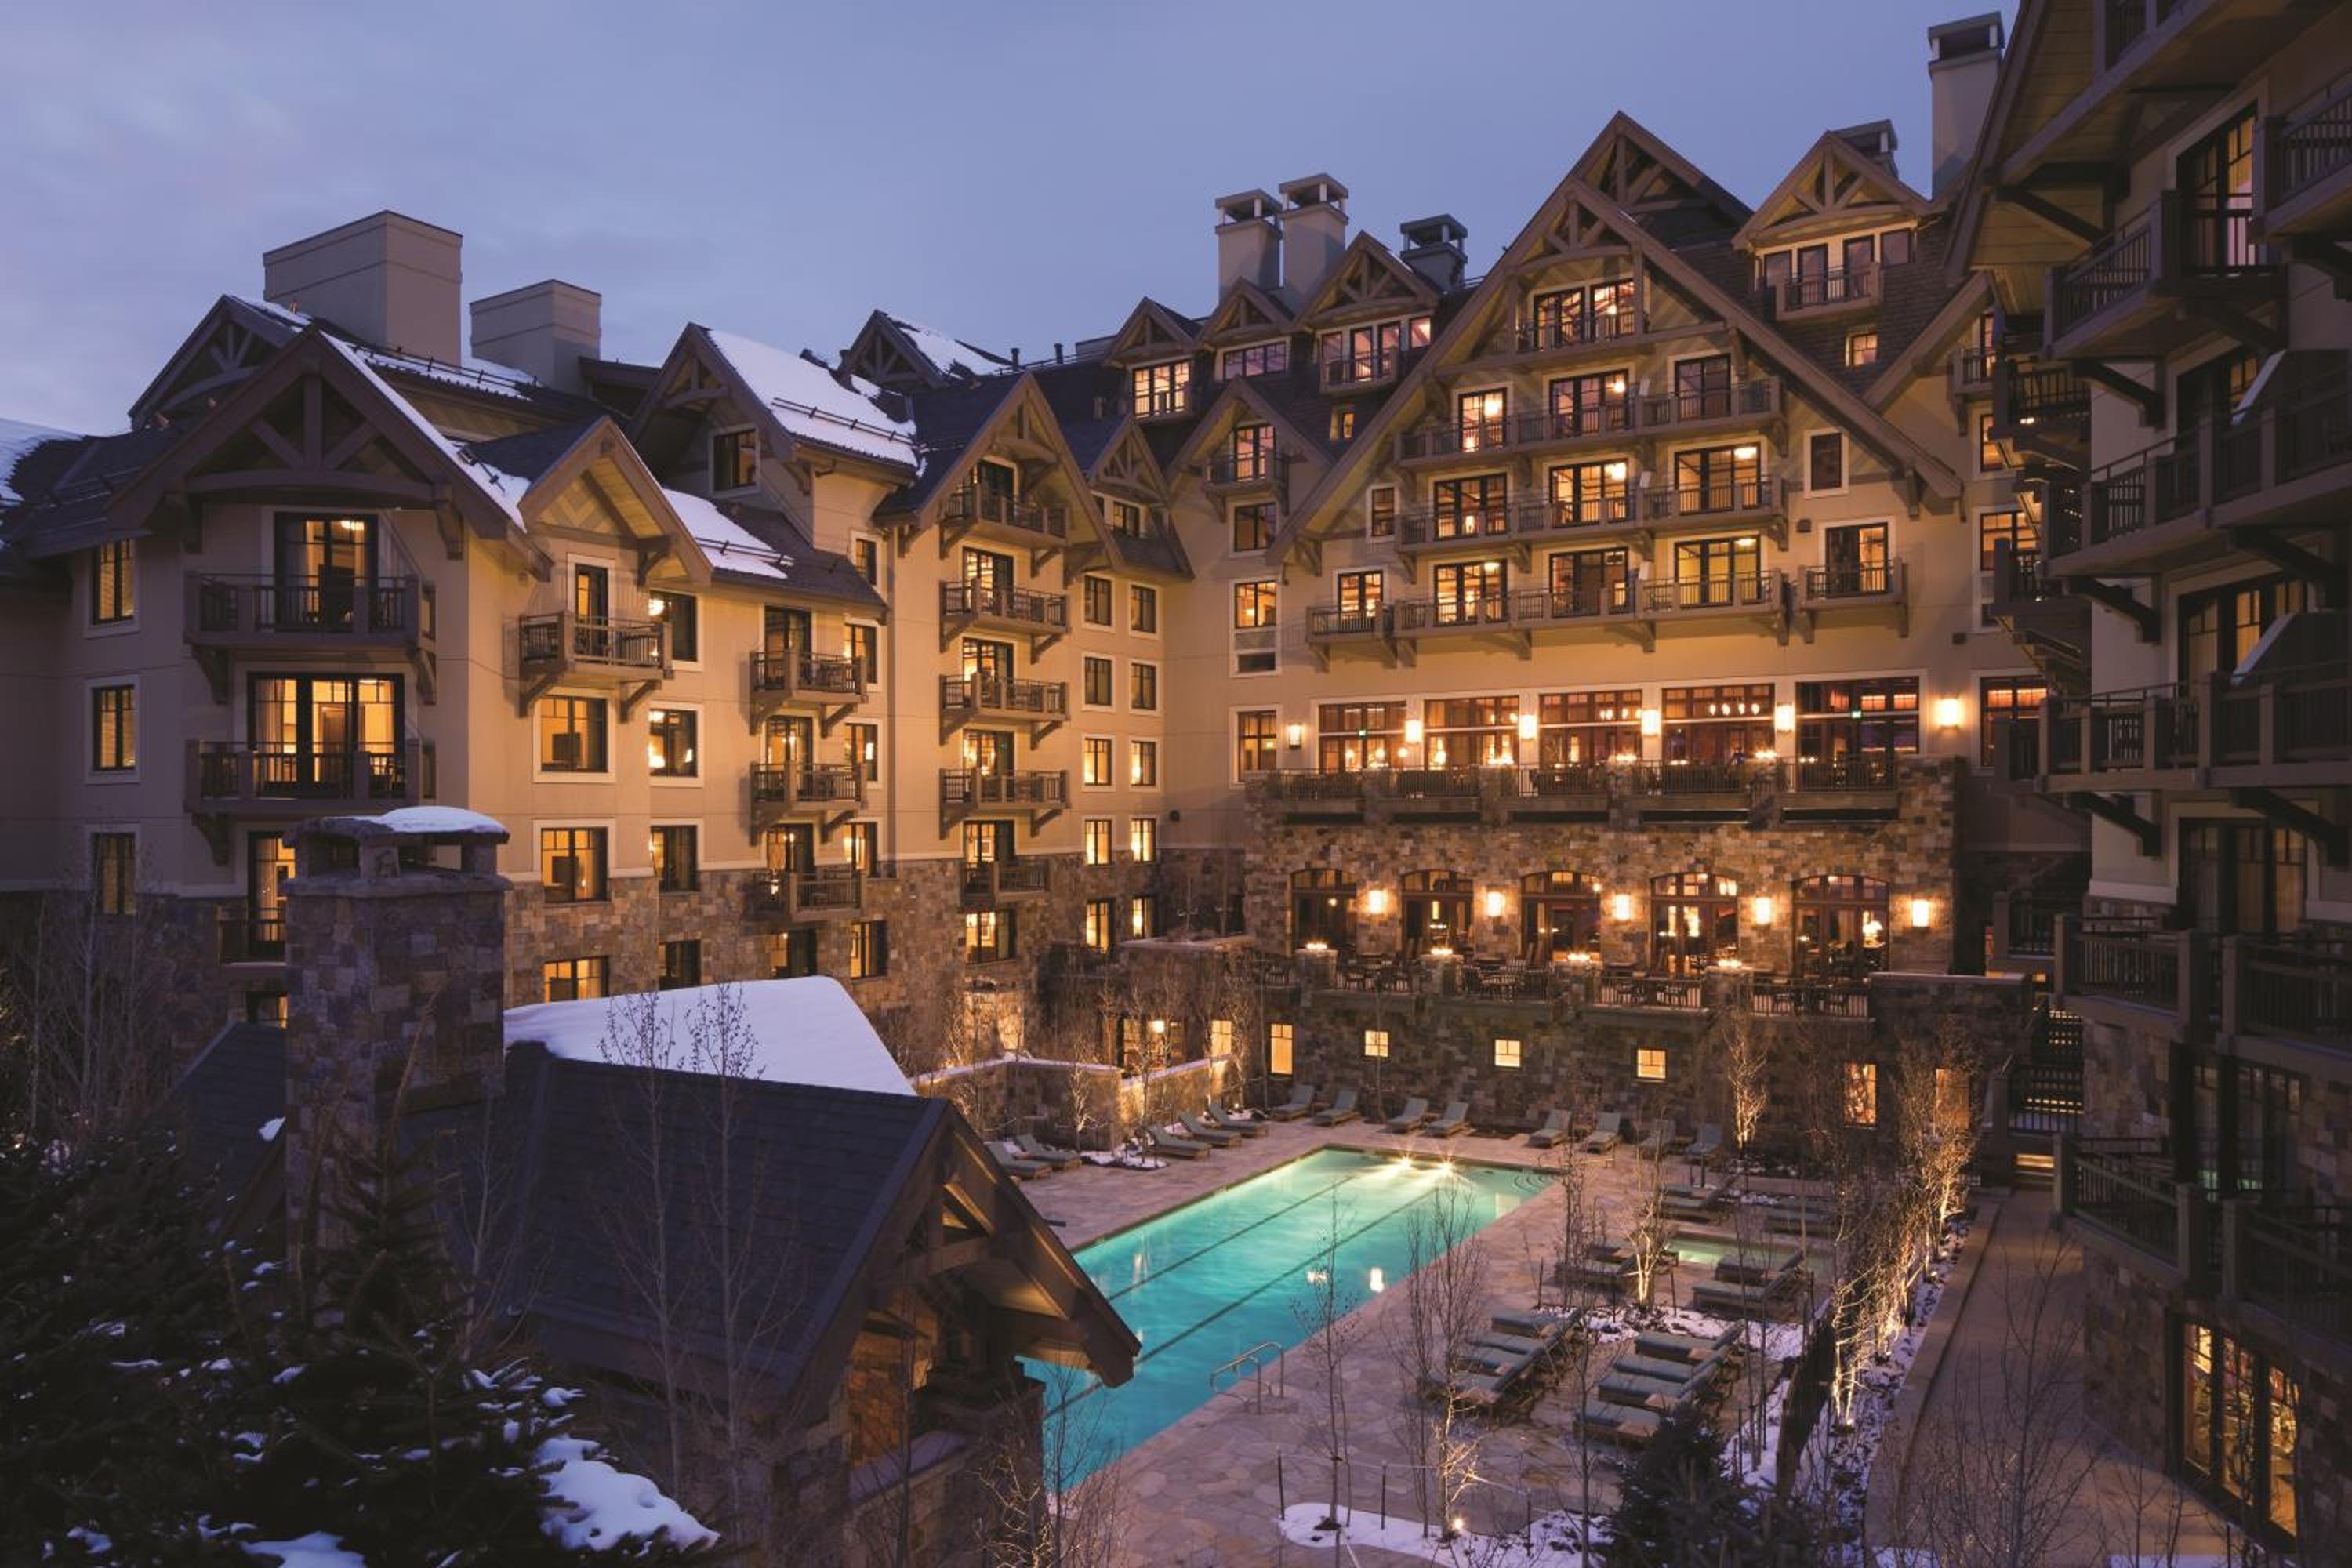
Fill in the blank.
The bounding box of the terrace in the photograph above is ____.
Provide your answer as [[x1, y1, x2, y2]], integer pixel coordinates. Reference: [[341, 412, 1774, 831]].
[[747, 760, 866, 837], [187, 739, 434, 863], [938, 672, 1069, 742], [938, 580, 1068, 657], [515, 611, 668, 718], [742, 864, 867, 924], [938, 767, 1068, 829], [747, 645, 867, 734], [2043, 191, 2284, 365], [187, 574, 437, 702], [2256, 76, 2352, 242]]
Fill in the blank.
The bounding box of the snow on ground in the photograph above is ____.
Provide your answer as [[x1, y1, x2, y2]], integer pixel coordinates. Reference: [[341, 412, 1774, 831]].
[[241, 1533, 365, 1567], [536, 1435, 717, 1552], [504, 976, 913, 1096], [704, 329, 920, 468], [0, 416, 76, 505], [1277, 1504, 1606, 1566], [663, 487, 794, 581], [257, 1117, 283, 1143]]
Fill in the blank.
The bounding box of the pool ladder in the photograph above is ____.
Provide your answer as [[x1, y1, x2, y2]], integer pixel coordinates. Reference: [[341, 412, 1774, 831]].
[[1208, 1341, 1287, 1413]]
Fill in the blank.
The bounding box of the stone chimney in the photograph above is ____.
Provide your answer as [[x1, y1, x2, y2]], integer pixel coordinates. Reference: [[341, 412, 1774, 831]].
[[281, 810, 510, 1239], [1928, 13, 2005, 198], [1833, 121, 1901, 181], [263, 211, 464, 364], [1215, 189, 1283, 296], [1278, 175, 1349, 305], [470, 279, 601, 392], [1399, 215, 1468, 292]]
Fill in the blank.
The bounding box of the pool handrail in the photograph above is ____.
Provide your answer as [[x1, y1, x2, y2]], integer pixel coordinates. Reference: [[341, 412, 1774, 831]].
[[1209, 1340, 1287, 1411]]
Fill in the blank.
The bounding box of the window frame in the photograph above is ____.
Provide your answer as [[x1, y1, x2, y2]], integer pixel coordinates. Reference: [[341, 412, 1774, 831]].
[[1494, 1037, 1523, 1069], [1363, 1028, 1391, 1059], [1129, 738, 1159, 788], [543, 955, 611, 1002], [1083, 818, 1113, 866], [648, 588, 699, 666], [535, 694, 613, 779], [1081, 735, 1115, 789], [90, 539, 136, 629], [539, 824, 611, 905], [1803, 429, 1847, 495], [1082, 655, 1116, 711], [1636, 1046, 1668, 1082], [91, 829, 136, 916], [1128, 582, 1159, 637], [650, 822, 700, 893], [644, 703, 701, 782], [1235, 709, 1279, 779], [89, 680, 137, 778], [849, 919, 890, 980], [1129, 659, 1159, 713], [710, 426, 760, 495], [1082, 575, 1115, 628]]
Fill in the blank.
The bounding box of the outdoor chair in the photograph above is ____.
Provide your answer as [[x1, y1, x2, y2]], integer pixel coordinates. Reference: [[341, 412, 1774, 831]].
[[1637, 1118, 1679, 1157], [1686, 1124, 1725, 1165], [1310, 1086, 1362, 1127], [1205, 1105, 1266, 1138], [1142, 1126, 1210, 1160], [1014, 1132, 1081, 1169], [1577, 1398, 1663, 1447], [1265, 1083, 1316, 1120], [1579, 1111, 1624, 1154], [990, 1142, 1051, 1180], [1426, 1100, 1471, 1138], [1178, 1114, 1240, 1149], [1527, 1109, 1571, 1149], [1383, 1097, 1432, 1134]]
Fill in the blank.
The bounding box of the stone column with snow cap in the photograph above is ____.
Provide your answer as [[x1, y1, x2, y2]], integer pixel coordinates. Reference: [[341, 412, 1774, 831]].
[[281, 806, 510, 1243]]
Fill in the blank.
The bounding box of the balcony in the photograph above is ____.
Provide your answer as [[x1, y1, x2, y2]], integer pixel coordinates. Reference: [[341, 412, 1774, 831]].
[[1501, 763, 1613, 821], [749, 647, 867, 733], [2223, 937, 2352, 1066], [517, 612, 669, 719], [1988, 361, 2089, 466], [938, 581, 1068, 658], [1640, 472, 1788, 543], [939, 768, 1068, 829], [187, 740, 433, 862], [215, 907, 285, 966], [1126, 384, 1195, 422], [2032, 662, 2352, 796], [960, 856, 1052, 909], [938, 489, 1071, 565], [1989, 889, 2077, 969], [2231, 1203, 2352, 1348], [1762, 755, 1904, 821], [2044, 191, 2284, 363], [1624, 760, 1760, 822], [187, 575, 435, 702], [1797, 559, 1907, 637], [1507, 303, 1647, 358], [1585, 972, 1709, 1017], [1633, 378, 1780, 440], [1385, 765, 1487, 818], [1393, 496, 1646, 570], [1304, 603, 1392, 667], [1247, 768, 1369, 820], [1392, 404, 1636, 469], [2256, 78, 2352, 241], [1639, 569, 1789, 641], [749, 762, 866, 835], [1389, 581, 1653, 653], [744, 865, 866, 924], [2057, 1136, 2209, 1283], [1746, 976, 1873, 1021], [1986, 539, 2089, 695], [2053, 918, 2212, 1041], [1947, 347, 1994, 401], [1203, 452, 1282, 494], [1762, 265, 1878, 320], [939, 673, 1067, 743], [1321, 349, 1400, 393], [2056, 378, 2352, 576]]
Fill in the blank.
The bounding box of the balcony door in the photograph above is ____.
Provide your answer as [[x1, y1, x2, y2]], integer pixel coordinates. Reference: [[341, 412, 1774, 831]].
[[966, 729, 1014, 779], [1792, 874, 1889, 980], [763, 604, 810, 658], [1824, 521, 1889, 595], [248, 674, 401, 797], [1432, 560, 1506, 626], [1289, 867, 1356, 953], [2177, 107, 2258, 274], [1672, 354, 1732, 421], [2180, 822, 2303, 940], [574, 562, 611, 623], [1651, 871, 1738, 975], [1400, 870, 1472, 957], [246, 832, 295, 957], [963, 546, 1012, 596], [1521, 869, 1601, 962], [763, 822, 815, 873], [963, 819, 1013, 866], [274, 514, 376, 630], [1795, 677, 1918, 786], [762, 713, 814, 771], [1669, 536, 1761, 606]]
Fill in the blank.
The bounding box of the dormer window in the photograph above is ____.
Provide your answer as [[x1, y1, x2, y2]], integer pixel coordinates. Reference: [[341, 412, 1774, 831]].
[[1101, 495, 1145, 535], [1757, 228, 1913, 312], [1529, 279, 1638, 350], [1131, 360, 1190, 418], [1218, 340, 1289, 380], [1229, 423, 1274, 482], [710, 428, 758, 493]]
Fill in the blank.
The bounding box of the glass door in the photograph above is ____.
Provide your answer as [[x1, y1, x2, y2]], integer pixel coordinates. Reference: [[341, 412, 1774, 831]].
[[762, 713, 814, 771], [762, 822, 815, 873], [1651, 871, 1739, 974], [2178, 108, 2258, 274], [246, 832, 295, 957], [249, 674, 401, 797], [274, 515, 376, 630]]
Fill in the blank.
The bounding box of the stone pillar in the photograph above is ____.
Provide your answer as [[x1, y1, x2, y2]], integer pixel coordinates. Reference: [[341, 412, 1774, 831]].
[[281, 814, 511, 1241]]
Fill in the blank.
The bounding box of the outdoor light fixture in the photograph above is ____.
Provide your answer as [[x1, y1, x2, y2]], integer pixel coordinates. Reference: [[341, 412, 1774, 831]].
[[1364, 888, 1390, 916], [1909, 897, 1933, 930], [645, 593, 666, 616], [1483, 890, 1507, 919], [1934, 697, 1964, 731], [1149, 1018, 1167, 1035], [1517, 712, 1539, 742], [1640, 708, 1662, 738], [1611, 893, 1635, 922], [1404, 717, 1426, 746], [1368, 1267, 1386, 1294], [1733, 445, 1759, 461], [1752, 895, 1776, 927], [1774, 703, 1796, 733], [1285, 721, 1305, 749]]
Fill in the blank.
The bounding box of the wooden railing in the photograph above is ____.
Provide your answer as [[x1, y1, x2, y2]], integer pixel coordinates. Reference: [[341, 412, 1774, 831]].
[[2049, 198, 2161, 336], [940, 673, 1068, 720], [1801, 560, 1904, 602], [2225, 938, 2352, 1053], [518, 612, 666, 673], [1512, 306, 1644, 354], [2263, 78, 2352, 215], [2049, 190, 2272, 347], [190, 741, 430, 810], [1305, 604, 1388, 640], [1748, 978, 1871, 1018], [744, 865, 864, 920], [1641, 472, 1782, 522], [940, 769, 1068, 811], [216, 908, 286, 964], [2055, 919, 2212, 1034], [962, 857, 1051, 901], [2234, 1203, 2351, 1345], [939, 581, 1067, 630], [1992, 361, 2090, 437], [941, 489, 1069, 540], [1767, 265, 1877, 314], [749, 647, 866, 701], [1249, 769, 1367, 802], [191, 575, 426, 641], [750, 762, 863, 808], [1640, 570, 1784, 615], [1321, 349, 1399, 389], [2062, 1137, 2195, 1267]]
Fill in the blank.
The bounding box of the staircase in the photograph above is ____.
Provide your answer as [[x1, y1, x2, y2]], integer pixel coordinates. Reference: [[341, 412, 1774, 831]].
[[1986, 1003, 2085, 1189]]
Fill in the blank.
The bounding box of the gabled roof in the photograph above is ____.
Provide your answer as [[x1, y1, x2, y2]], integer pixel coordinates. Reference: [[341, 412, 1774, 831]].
[[838, 310, 1014, 391], [127, 296, 303, 428], [1571, 111, 1752, 241], [1733, 130, 1929, 252], [662, 489, 889, 612], [1195, 279, 1297, 347], [1292, 231, 1438, 328], [469, 416, 720, 587], [878, 372, 1106, 543], [0, 417, 81, 507], [702, 328, 922, 470], [1165, 372, 1327, 477], [1100, 298, 1200, 367], [1864, 270, 1994, 408]]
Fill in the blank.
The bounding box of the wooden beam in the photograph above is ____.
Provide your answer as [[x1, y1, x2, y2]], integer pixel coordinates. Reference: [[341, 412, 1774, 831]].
[[2078, 792, 2161, 856], [2068, 576, 2161, 641], [1994, 185, 2106, 247], [187, 469, 440, 503], [2228, 527, 2346, 601], [2071, 361, 2165, 423], [2230, 789, 2348, 867]]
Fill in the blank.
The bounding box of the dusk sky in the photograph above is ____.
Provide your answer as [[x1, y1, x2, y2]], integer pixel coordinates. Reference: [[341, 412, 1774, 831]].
[[2, 0, 2007, 433]]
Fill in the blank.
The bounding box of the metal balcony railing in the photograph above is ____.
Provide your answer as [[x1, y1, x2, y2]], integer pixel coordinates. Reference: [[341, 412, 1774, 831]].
[[1767, 265, 1878, 314], [939, 581, 1068, 631], [2237, 1203, 2352, 1345], [191, 575, 427, 640], [1801, 560, 1904, 601], [191, 741, 427, 808], [1321, 349, 1398, 389], [941, 489, 1069, 540], [519, 612, 666, 672], [750, 646, 866, 701], [2064, 1138, 2194, 1265], [940, 673, 1069, 720], [1641, 570, 1784, 615], [939, 769, 1069, 811], [216, 908, 286, 964], [1512, 306, 1643, 354], [2263, 78, 2352, 214]]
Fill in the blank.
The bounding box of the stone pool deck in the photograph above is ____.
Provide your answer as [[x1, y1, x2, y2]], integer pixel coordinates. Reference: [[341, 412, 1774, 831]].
[[1022, 1120, 1808, 1566]]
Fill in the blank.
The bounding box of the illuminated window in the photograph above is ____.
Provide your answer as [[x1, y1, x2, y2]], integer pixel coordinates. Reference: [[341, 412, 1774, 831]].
[[1220, 340, 1288, 379], [645, 707, 697, 777], [91, 833, 136, 916], [964, 908, 1016, 964], [1083, 656, 1114, 707], [543, 956, 609, 1002], [1130, 661, 1158, 712], [1494, 1037, 1523, 1069], [1083, 575, 1113, 626], [1363, 1029, 1391, 1059], [1130, 359, 1189, 417], [1846, 330, 1878, 368], [1636, 1047, 1667, 1082], [92, 540, 136, 624], [848, 920, 888, 979], [1329, 405, 1356, 442], [1128, 816, 1157, 862], [1130, 583, 1158, 634], [1269, 1022, 1294, 1076], [1228, 423, 1274, 483], [1084, 898, 1116, 953], [540, 827, 608, 904], [1978, 412, 2003, 472], [1210, 1018, 1234, 1054], [539, 696, 608, 772], [650, 825, 698, 892], [1845, 1061, 1879, 1124], [1083, 818, 1112, 866], [1806, 431, 1845, 493], [1130, 739, 1158, 787], [1367, 486, 1397, 538], [1083, 736, 1112, 787], [1128, 895, 1157, 938], [648, 590, 697, 662], [1236, 710, 1278, 775], [90, 684, 136, 772]]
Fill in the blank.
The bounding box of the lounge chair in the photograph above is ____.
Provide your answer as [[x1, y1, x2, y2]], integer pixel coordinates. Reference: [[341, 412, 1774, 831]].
[[1178, 1115, 1240, 1149], [990, 1142, 1051, 1180], [1690, 1274, 1798, 1316], [1310, 1087, 1361, 1127], [1015, 1132, 1081, 1169], [1637, 1117, 1679, 1157], [1205, 1104, 1266, 1138], [1527, 1109, 1571, 1149], [1141, 1126, 1209, 1161], [1383, 1097, 1432, 1134], [1265, 1083, 1316, 1121], [1451, 1341, 1534, 1375], [1577, 1397, 1663, 1447], [1491, 1308, 1578, 1345], [1470, 1329, 1554, 1362], [1613, 1348, 1728, 1387], [1686, 1123, 1725, 1165], [1578, 1111, 1624, 1154], [1635, 1324, 1743, 1363], [1425, 1100, 1471, 1138], [1598, 1370, 1700, 1410]]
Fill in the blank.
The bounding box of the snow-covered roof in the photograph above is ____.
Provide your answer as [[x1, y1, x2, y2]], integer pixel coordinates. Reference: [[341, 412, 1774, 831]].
[[503, 977, 913, 1098], [662, 486, 793, 582], [0, 416, 78, 506], [887, 314, 1011, 380], [704, 329, 920, 469], [367, 805, 509, 837], [318, 336, 528, 529], [232, 296, 546, 401]]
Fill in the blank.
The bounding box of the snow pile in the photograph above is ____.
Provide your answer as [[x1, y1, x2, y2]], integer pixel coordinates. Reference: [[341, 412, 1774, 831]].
[[0, 416, 76, 506], [1276, 1503, 1606, 1566], [664, 487, 793, 582], [705, 329, 919, 468], [887, 315, 1010, 380], [241, 1533, 365, 1567], [536, 1435, 717, 1552], [505, 977, 913, 1097], [257, 1118, 283, 1143], [366, 805, 507, 837]]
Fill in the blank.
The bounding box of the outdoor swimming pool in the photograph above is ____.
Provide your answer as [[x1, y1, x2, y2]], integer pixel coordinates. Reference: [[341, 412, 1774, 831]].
[[1035, 1147, 1545, 1481]]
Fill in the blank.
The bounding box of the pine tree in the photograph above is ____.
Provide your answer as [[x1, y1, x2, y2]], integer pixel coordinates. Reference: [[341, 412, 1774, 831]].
[[1603, 1406, 1828, 1567]]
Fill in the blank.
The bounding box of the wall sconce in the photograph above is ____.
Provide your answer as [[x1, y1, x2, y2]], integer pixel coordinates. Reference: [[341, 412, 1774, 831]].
[[1909, 897, 1933, 930], [1516, 712, 1539, 743], [1403, 717, 1425, 746], [1733, 444, 1759, 461], [1363, 888, 1390, 916], [1483, 890, 1507, 920], [1285, 721, 1305, 750], [1933, 697, 1964, 731], [1752, 895, 1776, 927], [1149, 1017, 1167, 1034], [1773, 703, 1795, 734], [644, 593, 666, 616], [1610, 892, 1635, 922], [1639, 708, 1662, 739]]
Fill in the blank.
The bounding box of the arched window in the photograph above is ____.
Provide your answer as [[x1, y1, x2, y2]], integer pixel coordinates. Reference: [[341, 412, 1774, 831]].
[[1792, 873, 1890, 978], [1520, 869, 1602, 961], [1651, 870, 1739, 975], [1289, 866, 1356, 952], [1401, 869, 1474, 956]]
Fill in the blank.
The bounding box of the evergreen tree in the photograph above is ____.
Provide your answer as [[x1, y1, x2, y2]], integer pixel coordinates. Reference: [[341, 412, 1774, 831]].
[[1604, 1406, 1828, 1567]]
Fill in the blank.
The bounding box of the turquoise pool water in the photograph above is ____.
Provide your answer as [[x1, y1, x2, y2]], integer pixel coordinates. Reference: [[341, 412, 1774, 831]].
[[1035, 1148, 1544, 1482]]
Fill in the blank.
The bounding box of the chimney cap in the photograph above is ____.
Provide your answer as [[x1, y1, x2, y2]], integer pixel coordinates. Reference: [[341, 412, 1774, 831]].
[[1278, 173, 1349, 210], [470, 277, 601, 312], [1215, 189, 1281, 226], [1400, 214, 1468, 248], [1832, 119, 1899, 158], [1928, 11, 2004, 59], [261, 209, 463, 266]]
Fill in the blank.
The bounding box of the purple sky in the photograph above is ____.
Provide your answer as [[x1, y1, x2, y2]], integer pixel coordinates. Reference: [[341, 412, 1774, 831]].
[[1, 0, 2005, 433]]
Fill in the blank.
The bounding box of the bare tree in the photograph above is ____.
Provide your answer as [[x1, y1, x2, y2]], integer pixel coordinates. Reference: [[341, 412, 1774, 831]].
[[974, 1374, 1131, 1568], [1715, 1004, 1773, 1163], [1624, 1149, 1675, 1311], [1291, 1190, 1364, 1534], [1548, 1141, 1606, 1526], [1385, 1172, 1490, 1542]]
